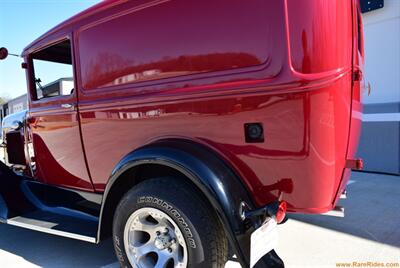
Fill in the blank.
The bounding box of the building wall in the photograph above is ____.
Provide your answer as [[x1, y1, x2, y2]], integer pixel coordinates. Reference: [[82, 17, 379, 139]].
[[357, 0, 400, 174], [6, 94, 28, 114]]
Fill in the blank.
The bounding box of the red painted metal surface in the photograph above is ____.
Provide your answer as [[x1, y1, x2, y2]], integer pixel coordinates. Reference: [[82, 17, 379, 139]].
[[22, 0, 363, 213], [28, 95, 94, 191]]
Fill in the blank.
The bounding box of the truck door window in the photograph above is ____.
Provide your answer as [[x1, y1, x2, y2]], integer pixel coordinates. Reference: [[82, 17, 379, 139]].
[[31, 39, 74, 100]]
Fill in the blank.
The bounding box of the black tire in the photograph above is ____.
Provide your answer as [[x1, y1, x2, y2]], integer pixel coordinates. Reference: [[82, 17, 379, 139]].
[[113, 177, 228, 268]]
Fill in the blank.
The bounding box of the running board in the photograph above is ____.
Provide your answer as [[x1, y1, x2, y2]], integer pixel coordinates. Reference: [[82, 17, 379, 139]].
[[0, 161, 100, 243], [321, 206, 345, 218], [6, 210, 97, 243]]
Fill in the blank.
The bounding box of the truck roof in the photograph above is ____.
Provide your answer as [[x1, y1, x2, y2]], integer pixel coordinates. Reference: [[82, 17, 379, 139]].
[[22, 0, 118, 56]]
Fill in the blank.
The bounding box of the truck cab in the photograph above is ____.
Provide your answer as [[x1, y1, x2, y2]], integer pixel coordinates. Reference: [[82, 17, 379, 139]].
[[0, 1, 364, 267]]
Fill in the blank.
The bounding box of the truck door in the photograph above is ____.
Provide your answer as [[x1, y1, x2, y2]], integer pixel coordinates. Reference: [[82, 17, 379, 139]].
[[27, 37, 94, 191]]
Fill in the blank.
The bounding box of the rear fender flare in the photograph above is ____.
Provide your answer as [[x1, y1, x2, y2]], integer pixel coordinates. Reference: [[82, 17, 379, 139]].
[[98, 139, 255, 265]]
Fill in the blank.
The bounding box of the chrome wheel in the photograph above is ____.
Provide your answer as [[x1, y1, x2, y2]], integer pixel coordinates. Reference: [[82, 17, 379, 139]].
[[123, 207, 188, 268]]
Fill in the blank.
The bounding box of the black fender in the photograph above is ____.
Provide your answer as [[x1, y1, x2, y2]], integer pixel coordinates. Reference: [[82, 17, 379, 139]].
[[98, 139, 255, 266]]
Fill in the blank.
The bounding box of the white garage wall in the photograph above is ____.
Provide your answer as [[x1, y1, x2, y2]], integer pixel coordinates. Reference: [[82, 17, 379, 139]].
[[362, 0, 400, 104], [357, 0, 400, 174]]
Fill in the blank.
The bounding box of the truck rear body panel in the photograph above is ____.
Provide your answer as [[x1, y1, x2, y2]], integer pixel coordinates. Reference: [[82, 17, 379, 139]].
[[3, 0, 363, 215]]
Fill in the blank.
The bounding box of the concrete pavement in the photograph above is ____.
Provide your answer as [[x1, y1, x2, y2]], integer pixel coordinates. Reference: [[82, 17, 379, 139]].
[[277, 171, 400, 267], [0, 171, 399, 267]]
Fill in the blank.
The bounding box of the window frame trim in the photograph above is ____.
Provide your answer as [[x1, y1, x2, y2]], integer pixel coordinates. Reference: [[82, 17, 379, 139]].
[[29, 35, 77, 104]]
